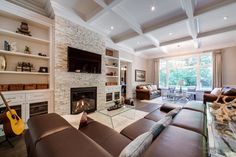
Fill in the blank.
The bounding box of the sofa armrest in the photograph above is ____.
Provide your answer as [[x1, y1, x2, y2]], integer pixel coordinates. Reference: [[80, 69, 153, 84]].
[[136, 89, 150, 93], [204, 91, 211, 94]]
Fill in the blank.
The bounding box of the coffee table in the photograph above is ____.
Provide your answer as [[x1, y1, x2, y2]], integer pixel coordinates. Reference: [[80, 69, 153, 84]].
[[206, 103, 236, 157], [97, 105, 135, 128]]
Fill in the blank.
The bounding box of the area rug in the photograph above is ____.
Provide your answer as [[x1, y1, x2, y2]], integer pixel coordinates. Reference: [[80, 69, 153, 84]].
[[141, 97, 187, 105], [88, 109, 149, 132]]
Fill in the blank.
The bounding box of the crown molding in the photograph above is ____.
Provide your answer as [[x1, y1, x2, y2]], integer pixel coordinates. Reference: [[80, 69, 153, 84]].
[[0, 0, 53, 26]]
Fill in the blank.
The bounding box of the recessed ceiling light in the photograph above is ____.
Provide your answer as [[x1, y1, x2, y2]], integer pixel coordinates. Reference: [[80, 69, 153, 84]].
[[151, 6, 156, 11], [169, 32, 173, 36], [110, 26, 114, 30], [223, 16, 228, 20]]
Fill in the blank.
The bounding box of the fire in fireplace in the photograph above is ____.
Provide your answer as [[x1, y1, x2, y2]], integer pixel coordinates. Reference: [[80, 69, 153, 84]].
[[70, 87, 97, 114]]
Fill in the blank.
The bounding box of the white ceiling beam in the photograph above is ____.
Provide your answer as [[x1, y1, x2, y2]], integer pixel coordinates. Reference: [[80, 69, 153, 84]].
[[198, 25, 236, 38], [180, 0, 196, 18], [160, 36, 192, 47], [195, 0, 236, 16], [193, 38, 200, 49], [123, 0, 236, 51], [6, 0, 48, 16], [138, 25, 236, 51], [92, 0, 161, 49], [135, 45, 156, 52], [113, 6, 143, 34], [87, 0, 124, 23], [181, 0, 200, 49], [143, 34, 160, 47]]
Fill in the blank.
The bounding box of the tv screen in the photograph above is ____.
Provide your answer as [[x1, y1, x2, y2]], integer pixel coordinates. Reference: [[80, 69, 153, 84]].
[[68, 47, 101, 74]]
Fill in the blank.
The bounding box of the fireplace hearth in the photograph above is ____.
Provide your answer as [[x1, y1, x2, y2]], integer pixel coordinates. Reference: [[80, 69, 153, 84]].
[[70, 87, 97, 114]]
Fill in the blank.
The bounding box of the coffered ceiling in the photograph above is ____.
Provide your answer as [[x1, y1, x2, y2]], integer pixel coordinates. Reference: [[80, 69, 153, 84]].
[[7, 0, 236, 58]]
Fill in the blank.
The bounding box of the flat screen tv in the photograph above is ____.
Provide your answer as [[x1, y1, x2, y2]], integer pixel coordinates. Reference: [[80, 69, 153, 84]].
[[68, 46, 101, 74]]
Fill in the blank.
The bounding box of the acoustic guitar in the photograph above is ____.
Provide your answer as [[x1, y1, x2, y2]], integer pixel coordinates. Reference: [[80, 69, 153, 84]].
[[0, 92, 25, 136]]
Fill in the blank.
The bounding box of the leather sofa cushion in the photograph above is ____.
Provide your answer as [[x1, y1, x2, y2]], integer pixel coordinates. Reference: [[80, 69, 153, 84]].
[[36, 127, 112, 157], [120, 118, 156, 140], [80, 121, 131, 157], [160, 103, 184, 113], [144, 109, 167, 122], [222, 87, 236, 96], [143, 125, 207, 157], [24, 129, 37, 157], [27, 113, 72, 145], [135, 103, 161, 113], [183, 101, 205, 114], [171, 109, 206, 137]]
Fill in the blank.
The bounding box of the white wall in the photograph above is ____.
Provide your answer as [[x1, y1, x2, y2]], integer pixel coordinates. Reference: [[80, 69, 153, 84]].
[[119, 51, 154, 98], [222, 46, 236, 88], [146, 59, 155, 84]]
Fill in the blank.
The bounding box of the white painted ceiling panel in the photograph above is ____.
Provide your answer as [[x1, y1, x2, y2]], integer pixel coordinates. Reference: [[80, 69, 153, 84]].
[[117, 0, 184, 26], [200, 30, 236, 47], [164, 40, 194, 53], [119, 35, 152, 49], [197, 3, 236, 33], [149, 20, 189, 42], [196, 0, 223, 10], [90, 11, 131, 37]]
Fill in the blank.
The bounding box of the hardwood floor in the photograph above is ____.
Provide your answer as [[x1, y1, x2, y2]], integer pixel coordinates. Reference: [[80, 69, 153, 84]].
[[0, 135, 26, 157]]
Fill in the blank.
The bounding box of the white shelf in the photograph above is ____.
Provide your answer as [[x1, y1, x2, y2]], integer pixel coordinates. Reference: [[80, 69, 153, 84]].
[[105, 65, 118, 69], [2, 89, 52, 94], [0, 28, 50, 44], [0, 50, 49, 60], [106, 75, 118, 78], [105, 101, 114, 104], [0, 71, 49, 75], [106, 85, 121, 87], [105, 55, 119, 60]]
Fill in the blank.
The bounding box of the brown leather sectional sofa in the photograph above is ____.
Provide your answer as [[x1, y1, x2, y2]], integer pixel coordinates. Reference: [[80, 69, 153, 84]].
[[203, 87, 236, 104], [25, 101, 207, 157], [136, 84, 161, 100]]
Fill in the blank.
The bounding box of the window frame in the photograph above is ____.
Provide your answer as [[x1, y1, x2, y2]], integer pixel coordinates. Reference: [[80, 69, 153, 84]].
[[159, 52, 213, 91]]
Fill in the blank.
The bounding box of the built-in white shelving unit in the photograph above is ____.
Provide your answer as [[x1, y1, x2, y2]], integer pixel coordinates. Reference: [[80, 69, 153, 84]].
[[0, 6, 54, 135], [105, 48, 121, 104], [0, 12, 52, 89]]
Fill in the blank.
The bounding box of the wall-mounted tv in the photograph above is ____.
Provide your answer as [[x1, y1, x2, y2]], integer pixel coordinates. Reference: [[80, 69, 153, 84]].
[[68, 46, 102, 74]]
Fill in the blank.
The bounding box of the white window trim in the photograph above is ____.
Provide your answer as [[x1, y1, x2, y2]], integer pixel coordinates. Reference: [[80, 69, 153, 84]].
[[159, 52, 213, 91]]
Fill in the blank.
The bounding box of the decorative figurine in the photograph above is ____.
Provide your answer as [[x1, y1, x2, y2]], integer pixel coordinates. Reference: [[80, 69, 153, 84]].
[[4, 41, 10, 51], [10, 42, 17, 52], [16, 22, 31, 36], [24, 46, 31, 54]]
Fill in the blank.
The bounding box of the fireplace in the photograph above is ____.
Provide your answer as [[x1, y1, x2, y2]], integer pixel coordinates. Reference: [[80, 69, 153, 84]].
[[70, 87, 97, 114]]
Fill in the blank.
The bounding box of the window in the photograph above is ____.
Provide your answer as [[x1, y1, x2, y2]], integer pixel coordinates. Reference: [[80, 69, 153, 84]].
[[159, 53, 213, 90]]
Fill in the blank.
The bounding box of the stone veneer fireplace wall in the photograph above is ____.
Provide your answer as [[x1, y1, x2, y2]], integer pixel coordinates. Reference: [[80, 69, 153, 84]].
[[54, 16, 106, 115]]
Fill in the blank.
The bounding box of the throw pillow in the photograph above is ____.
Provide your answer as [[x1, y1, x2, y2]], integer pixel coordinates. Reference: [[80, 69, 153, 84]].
[[62, 112, 87, 129], [151, 85, 157, 91], [119, 132, 153, 157], [211, 88, 222, 96], [142, 86, 148, 90], [147, 85, 153, 91], [165, 107, 182, 117], [222, 87, 236, 96], [149, 116, 172, 138]]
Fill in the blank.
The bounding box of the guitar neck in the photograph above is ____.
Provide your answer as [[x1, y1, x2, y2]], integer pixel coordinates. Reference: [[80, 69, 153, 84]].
[[0, 92, 12, 113]]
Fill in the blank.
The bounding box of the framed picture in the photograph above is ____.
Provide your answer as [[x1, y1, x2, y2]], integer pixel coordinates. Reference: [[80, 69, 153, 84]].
[[135, 70, 146, 82]]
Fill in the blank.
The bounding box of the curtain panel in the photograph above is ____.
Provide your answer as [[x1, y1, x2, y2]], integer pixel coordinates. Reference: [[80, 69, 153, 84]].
[[154, 59, 160, 87], [213, 50, 222, 88]]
